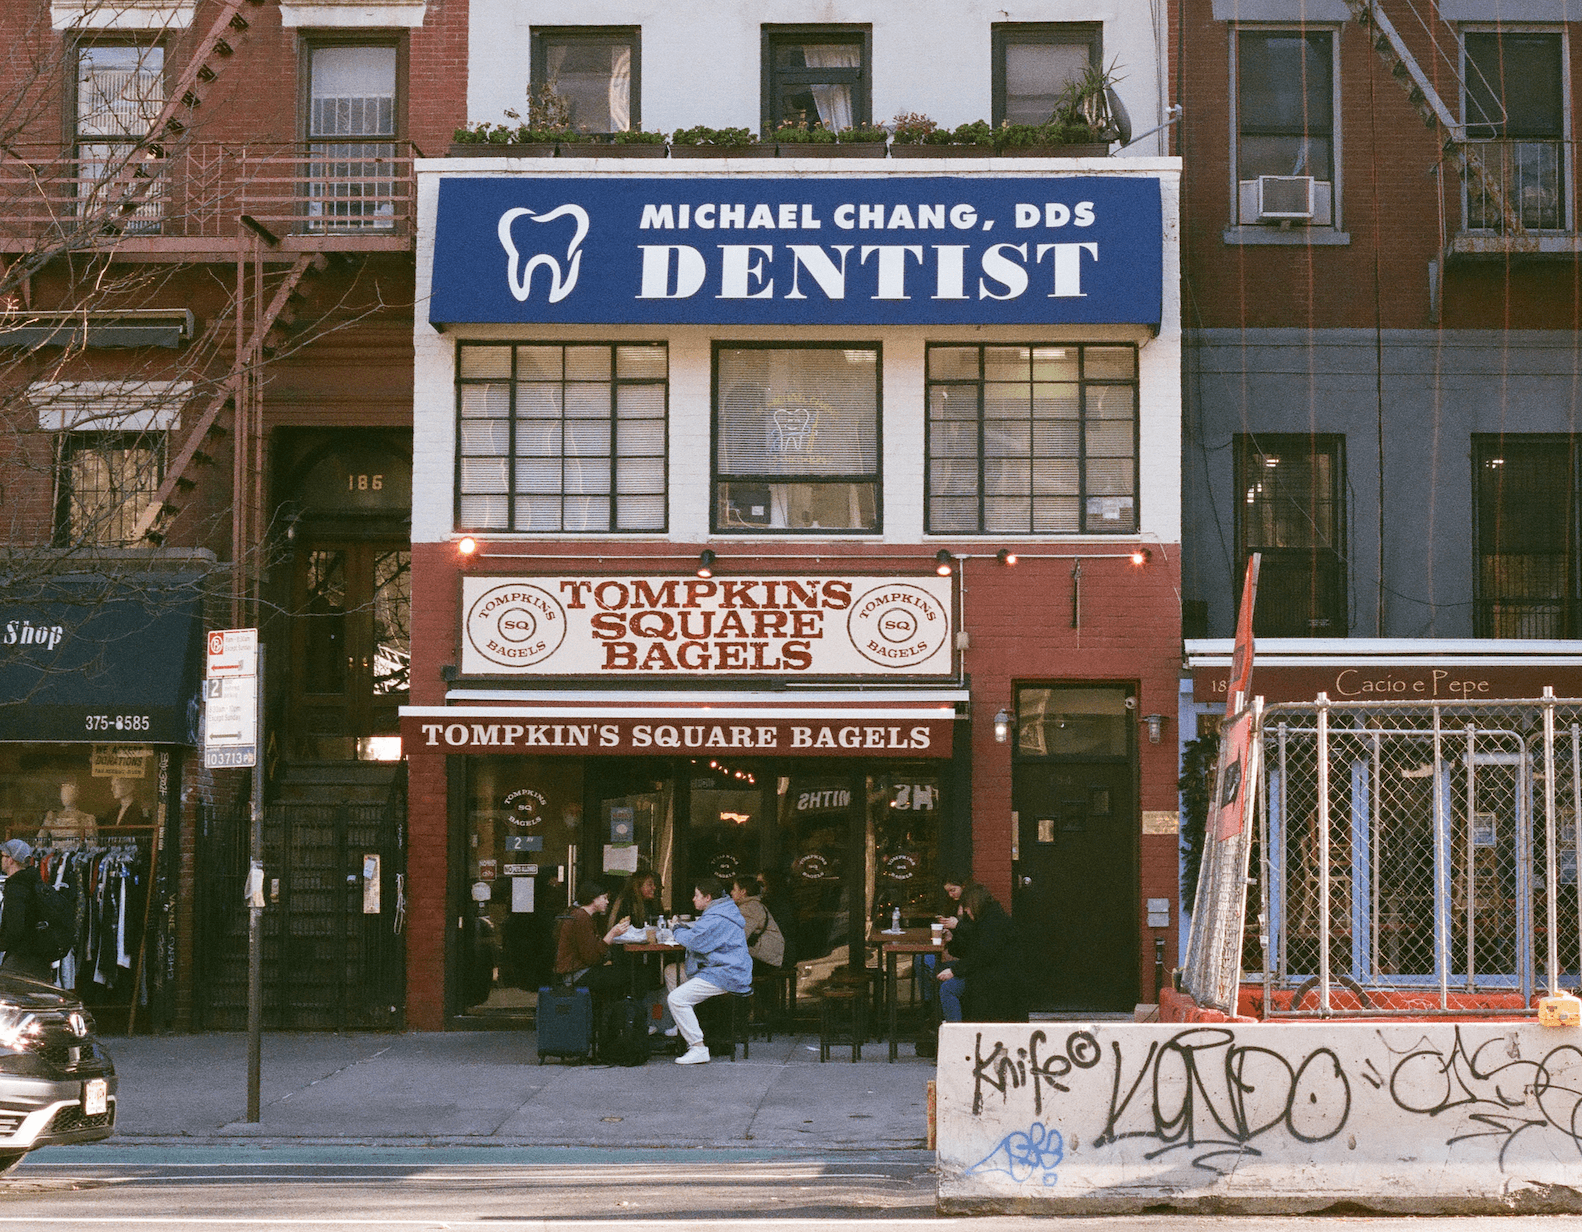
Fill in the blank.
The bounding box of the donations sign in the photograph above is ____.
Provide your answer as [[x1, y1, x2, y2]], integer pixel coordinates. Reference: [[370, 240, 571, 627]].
[[458, 574, 954, 678], [430, 175, 1163, 327]]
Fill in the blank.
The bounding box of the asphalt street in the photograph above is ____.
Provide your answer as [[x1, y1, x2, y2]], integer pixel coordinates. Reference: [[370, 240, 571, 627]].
[[3, 1148, 1582, 1232]]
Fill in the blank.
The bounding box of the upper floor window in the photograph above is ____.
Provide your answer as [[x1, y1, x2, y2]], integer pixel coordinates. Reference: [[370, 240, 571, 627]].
[[1234, 435, 1346, 637], [306, 43, 399, 231], [992, 23, 1101, 126], [37, 381, 187, 547], [762, 25, 870, 133], [532, 27, 639, 132], [456, 343, 667, 534], [1475, 436, 1575, 637], [1463, 31, 1565, 232], [74, 42, 164, 229], [1234, 29, 1337, 228], [714, 343, 879, 534], [926, 344, 1137, 535]]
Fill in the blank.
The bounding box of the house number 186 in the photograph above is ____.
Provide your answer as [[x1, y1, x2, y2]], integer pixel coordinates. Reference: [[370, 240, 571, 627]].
[[347, 473, 384, 491]]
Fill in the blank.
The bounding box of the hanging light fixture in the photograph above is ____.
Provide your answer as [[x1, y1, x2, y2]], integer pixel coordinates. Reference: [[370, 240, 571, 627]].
[[697, 549, 717, 578], [996, 548, 1018, 566], [993, 708, 1012, 743], [457, 536, 477, 556], [935, 549, 954, 577], [1130, 547, 1152, 566]]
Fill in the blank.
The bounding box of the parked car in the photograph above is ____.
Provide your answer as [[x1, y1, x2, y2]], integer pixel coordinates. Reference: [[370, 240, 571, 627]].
[[0, 972, 115, 1174]]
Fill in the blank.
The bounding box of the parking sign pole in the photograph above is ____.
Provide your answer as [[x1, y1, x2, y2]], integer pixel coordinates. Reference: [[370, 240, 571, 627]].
[[246, 645, 264, 1122]]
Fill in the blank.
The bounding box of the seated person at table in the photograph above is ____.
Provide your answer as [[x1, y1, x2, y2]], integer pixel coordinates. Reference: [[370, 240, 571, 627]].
[[923, 875, 973, 1022], [936, 882, 1029, 1023], [552, 880, 629, 995], [612, 867, 662, 928], [729, 874, 785, 974], [666, 876, 752, 1066]]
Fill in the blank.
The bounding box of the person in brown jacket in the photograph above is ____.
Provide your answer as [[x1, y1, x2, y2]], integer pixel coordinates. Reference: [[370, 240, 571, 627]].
[[552, 881, 629, 994]]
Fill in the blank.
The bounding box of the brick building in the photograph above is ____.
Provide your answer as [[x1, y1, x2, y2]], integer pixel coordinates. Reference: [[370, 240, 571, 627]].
[[0, 0, 467, 1029], [1176, 1, 1582, 1002], [400, 0, 1183, 1027]]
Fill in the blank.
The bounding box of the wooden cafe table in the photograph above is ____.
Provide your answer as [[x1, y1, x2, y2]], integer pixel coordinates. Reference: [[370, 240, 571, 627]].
[[871, 927, 945, 1062]]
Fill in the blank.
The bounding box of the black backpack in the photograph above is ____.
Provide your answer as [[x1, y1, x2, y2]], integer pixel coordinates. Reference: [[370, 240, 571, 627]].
[[601, 997, 650, 1067], [32, 880, 76, 962]]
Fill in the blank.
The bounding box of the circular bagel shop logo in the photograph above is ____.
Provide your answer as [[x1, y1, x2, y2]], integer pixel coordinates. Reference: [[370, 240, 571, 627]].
[[465, 583, 566, 669], [847, 583, 949, 668]]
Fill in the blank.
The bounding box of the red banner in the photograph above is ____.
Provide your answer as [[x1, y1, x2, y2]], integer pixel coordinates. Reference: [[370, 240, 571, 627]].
[[401, 714, 956, 758]]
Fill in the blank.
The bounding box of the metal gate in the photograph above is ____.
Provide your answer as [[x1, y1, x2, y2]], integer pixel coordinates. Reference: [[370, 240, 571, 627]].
[[1186, 694, 1582, 1017], [197, 767, 406, 1029]]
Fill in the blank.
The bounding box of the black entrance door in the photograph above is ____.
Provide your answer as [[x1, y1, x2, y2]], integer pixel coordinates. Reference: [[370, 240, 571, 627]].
[[1013, 760, 1137, 1010], [289, 539, 410, 760]]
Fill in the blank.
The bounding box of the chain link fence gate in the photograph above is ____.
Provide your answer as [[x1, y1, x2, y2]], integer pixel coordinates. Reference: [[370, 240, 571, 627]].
[[1184, 693, 1582, 1018]]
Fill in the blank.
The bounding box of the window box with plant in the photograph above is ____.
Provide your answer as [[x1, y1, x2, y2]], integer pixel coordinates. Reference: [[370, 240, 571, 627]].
[[448, 85, 576, 157], [566, 129, 669, 158], [669, 125, 773, 158], [888, 115, 995, 157], [996, 63, 1124, 157]]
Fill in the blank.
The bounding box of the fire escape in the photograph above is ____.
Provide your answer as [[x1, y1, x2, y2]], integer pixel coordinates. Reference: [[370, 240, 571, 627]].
[[0, 0, 418, 624], [1342, 0, 1576, 260]]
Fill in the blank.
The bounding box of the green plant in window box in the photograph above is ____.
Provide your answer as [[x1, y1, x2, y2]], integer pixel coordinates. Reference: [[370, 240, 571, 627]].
[[938, 119, 995, 147], [451, 121, 514, 145], [837, 124, 887, 144], [997, 61, 1126, 155], [608, 128, 667, 145], [670, 125, 760, 148], [774, 120, 836, 144], [887, 112, 939, 145]]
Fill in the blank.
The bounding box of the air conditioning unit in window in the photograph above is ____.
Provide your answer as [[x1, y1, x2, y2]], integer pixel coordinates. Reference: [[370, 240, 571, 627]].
[[1238, 176, 1333, 225]]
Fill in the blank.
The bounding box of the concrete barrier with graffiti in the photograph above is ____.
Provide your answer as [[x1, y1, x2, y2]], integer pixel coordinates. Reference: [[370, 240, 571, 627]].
[[935, 1021, 1582, 1214]]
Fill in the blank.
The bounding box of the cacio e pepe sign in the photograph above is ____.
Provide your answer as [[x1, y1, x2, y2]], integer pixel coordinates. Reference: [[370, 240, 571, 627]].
[[459, 574, 955, 678]]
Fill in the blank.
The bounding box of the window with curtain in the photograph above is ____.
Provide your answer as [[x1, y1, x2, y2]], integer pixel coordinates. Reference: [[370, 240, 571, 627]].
[[763, 26, 869, 133], [993, 24, 1100, 126], [926, 344, 1137, 535], [455, 342, 668, 533], [1234, 435, 1347, 636], [75, 43, 164, 230], [1463, 31, 1564, 232], [532, 28, 639, 132], [308, 44, 398, 230], [714, 344, 880, 533]]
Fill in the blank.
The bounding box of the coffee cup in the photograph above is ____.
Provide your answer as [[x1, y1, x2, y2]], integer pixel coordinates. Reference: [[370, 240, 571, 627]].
[[930, 922, 944, 942], [646, 925, 657, 943]]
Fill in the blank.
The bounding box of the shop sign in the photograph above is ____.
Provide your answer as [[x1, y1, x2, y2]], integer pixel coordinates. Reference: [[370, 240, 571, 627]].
[[399, 715, 956, 758], [430, 175, 1163, 327], [90, 744, 152, 778], [1193, 663, 1582, 706], [459, 574, 953, 678]]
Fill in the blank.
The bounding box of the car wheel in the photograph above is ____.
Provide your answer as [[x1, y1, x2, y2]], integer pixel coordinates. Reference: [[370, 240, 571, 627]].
[[0, 1152, 28, 1177]]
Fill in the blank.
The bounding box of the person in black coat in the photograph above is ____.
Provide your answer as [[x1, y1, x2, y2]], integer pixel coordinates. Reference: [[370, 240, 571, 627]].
[[936, 882, 1029, 1023], [0, 839, 53, 982]]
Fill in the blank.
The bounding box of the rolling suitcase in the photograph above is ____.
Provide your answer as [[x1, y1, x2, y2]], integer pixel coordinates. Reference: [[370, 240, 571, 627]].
[[536, 985, 593, 1064]]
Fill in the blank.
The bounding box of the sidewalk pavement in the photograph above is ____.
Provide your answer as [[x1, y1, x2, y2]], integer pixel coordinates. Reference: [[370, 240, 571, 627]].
[[98, 1030, 936, 1150]]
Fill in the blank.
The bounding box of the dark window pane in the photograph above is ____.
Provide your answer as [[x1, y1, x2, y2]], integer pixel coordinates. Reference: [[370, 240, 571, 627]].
[[1235, 435, 1347, 636], [1465, 33, 1563, 138]]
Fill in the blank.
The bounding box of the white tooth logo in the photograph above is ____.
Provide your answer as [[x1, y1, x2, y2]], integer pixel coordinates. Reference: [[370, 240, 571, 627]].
[[498, 204, 589, 304]]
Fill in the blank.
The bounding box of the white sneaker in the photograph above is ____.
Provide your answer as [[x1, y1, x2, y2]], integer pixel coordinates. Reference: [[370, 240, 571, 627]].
[[674, 1043, 711, 1065]]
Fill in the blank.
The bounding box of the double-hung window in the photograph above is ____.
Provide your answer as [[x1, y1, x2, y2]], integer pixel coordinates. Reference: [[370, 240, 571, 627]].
[[992, 24, 1101, 126], [531, 27, 639, 132], [926, 344, 1137, 535], [762, 25, 870, 133], [1234, 435, 1347, 636], [1233, 29, 1337, 227], [39, 381, 186, 547], [306, 43, 399, 231], [1463, 31, 1565, 232], [714, 343, 880, 533], [74, 43, 164, 231], [455, 343, 668, 533], [1474, 436, 1576, 637]]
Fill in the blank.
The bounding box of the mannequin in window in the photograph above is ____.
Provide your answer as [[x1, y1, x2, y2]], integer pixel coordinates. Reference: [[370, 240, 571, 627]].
[[108, 777, 146, 828], [39, 779, 98, 849]]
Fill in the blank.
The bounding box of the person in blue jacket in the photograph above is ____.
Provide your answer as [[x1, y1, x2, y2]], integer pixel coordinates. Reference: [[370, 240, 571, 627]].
[[666, 874, 752, 1065]]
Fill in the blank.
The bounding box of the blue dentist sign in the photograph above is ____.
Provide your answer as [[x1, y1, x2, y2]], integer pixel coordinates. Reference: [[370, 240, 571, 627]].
[[429, 175, 1163, 327]]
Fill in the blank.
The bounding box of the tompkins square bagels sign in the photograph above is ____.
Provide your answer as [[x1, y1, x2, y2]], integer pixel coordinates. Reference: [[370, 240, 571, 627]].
[[429, 175, 1163, 327], [458, 574, 954, 679]]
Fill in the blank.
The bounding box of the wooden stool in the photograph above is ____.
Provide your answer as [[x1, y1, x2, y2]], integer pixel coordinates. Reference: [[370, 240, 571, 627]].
[[819, 968, 868, 1062], [752, 968, 797, 1040]]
